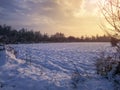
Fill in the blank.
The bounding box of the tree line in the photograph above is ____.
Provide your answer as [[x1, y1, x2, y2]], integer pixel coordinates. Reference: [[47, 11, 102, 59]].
[[0, 24, 110, 44]]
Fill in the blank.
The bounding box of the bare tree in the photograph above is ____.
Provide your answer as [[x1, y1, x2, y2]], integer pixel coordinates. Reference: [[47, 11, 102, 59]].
[[99, 0, 120, 48], [96, 2, 120, 88], [99, 0, 120, 81]]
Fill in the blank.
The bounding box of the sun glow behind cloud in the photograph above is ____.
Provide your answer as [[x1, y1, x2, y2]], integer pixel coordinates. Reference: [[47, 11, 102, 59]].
[[0, 0, 106, 37]]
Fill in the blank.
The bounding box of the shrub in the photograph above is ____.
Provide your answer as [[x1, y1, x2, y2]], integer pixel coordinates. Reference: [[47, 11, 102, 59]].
[[96, 56, 119, 76], [96, 52, 120, 89]]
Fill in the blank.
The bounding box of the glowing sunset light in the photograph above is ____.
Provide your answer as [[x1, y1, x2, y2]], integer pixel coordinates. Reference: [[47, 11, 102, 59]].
[[0, 0, 106, 37]]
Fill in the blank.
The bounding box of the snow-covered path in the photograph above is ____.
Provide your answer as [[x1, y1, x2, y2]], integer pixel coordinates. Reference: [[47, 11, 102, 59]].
[[0, 43, 114, 90]]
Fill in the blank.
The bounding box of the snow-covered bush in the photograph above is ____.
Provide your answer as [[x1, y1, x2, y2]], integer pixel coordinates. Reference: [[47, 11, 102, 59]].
[[70, 71, 86, 89], [70, 60, 86, 89], [96, 56, 119, 77], [71, 71, 81, 88], [96, 53, 120, 89]]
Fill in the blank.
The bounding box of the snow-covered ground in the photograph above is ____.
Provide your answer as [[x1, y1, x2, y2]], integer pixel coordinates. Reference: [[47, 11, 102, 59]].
[[0, 43, 115, 90]]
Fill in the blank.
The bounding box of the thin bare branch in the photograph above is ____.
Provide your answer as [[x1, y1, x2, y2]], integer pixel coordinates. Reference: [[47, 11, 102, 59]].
[[100, 0, 120, 33]]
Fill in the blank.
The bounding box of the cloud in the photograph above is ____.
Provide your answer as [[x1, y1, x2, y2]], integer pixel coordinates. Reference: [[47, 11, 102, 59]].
[[0, 0, 102, 36], [0, 0, 84, 21]]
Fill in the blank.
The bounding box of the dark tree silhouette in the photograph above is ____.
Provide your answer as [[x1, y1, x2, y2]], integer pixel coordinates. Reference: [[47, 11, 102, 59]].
[[0, 24, 110, 44]]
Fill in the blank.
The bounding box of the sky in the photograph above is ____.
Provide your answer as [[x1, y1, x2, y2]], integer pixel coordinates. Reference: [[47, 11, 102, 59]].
[[0, 0, 105, 37]]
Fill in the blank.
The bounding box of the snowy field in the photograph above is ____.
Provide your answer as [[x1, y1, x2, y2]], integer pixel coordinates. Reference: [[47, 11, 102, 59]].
[[0, 43, 115, 90]]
